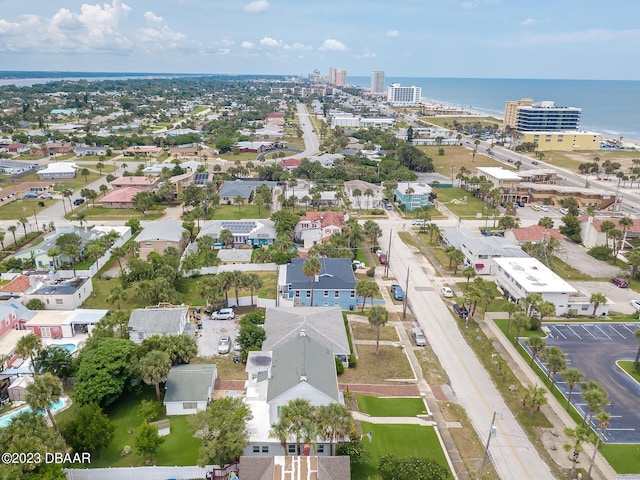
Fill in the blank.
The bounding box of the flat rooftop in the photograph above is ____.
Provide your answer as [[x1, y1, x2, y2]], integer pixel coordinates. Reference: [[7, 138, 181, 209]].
[[494, 257, 577, 294], [32, 277, 89, 295], [477, 167, 521, 181]]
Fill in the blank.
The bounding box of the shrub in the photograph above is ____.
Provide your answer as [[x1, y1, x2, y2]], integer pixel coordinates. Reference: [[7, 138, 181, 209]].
[[138, 399, 160, 422], [335, 357, 344, 375], [370, 209, 384, 215], [366, 267, 376, 277], [348, 354, 357, 368], [588, 245, 613, 261], [438, 147, 445, 156]]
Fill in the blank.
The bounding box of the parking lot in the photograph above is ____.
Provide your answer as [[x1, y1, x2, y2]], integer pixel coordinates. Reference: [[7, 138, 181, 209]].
[[524, 322, 640, 443], [195, 311, 240, 358], [574, 281, 640, 314]]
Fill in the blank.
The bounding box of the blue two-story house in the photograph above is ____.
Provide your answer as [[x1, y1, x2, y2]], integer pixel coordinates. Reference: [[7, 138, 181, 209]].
[[278, 258, 357, 310], [394, 182, 434, 211]]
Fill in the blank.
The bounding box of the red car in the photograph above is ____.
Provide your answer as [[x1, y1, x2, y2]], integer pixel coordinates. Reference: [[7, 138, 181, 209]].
[[610, 277, 629, 288], [379, 253, 388, 265]]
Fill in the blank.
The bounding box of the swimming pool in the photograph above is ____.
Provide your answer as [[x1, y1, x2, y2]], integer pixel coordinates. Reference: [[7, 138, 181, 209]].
[[0, 399, 65, 428], [54, 344, 75, 353]]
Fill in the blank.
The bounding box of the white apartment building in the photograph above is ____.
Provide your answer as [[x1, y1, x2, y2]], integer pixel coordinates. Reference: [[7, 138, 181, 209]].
[[387, 84, 421, 105], [370, 71, 385, 93]]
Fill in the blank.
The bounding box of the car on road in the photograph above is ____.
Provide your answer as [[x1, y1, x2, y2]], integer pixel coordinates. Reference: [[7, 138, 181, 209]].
[[541, 205, 549, 212], [412, 328, 427, 346], [217, 336, 231, 354], [378, 253, 388, 265], [73, 198, 85, 206], [212, 308, 235, 320], [441, 286, 453, 298], [517, 202, 526, 207], [559, 208, 569, 215], [610, 277, 629, 288], [412, 219, 427, 226], [391, 284, 404, 301], [452, 303, 469, 318], [22, 193, 38, 199]]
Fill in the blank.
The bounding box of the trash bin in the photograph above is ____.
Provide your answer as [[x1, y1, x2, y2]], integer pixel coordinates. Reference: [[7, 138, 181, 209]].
[[349, 304, 355, 311]]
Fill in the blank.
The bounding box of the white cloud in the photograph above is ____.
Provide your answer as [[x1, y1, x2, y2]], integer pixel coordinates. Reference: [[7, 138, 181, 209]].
[[241, 41, 255, 49], [244, 0, 269, 15], [386, 30, 399, 38], [318, 38, 346, 51], [519, 18, 536, 27], [260, 36, 281, 47], [144, 11, 164, 23], [460, 1, 477, 9], [283, 42, 312, 51]]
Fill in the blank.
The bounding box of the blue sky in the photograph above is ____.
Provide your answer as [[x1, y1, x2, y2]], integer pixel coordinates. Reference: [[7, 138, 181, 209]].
[[0, 0, 639, 79]]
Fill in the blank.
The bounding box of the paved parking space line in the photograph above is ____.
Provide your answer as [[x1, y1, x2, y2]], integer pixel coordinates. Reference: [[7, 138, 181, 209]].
[[566, 325, 582, 339], [581, 325, 596, 338], [551, 325, 567, 339], [607, 428, 636, 431], [623, 324, 639, 336], [594, 325, 611, 339], [609, 325, 627, 339]]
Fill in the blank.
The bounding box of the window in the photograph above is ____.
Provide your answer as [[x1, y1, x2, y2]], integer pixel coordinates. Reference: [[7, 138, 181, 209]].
[[288, 445, 296, 454], [324, 290, 329, 297], [317, 445, 324, 454], [261, 446, 269, 453], [145, 242, 152, 247], [183, 402, 198, 409], [4, 318, 9, 326], [295, 291, 300, 298], [334, 302, 339, 307], [41, 327, 51, 338], [334, 290, 339, 298], [56, 299, 63, 305], [252, 446, 260, 453], [323, 302, 328, 306], [350, 291, 355, 298], [306, 291, 311, 298]]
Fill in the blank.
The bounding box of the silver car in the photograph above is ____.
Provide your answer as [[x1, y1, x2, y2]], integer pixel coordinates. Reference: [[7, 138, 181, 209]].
[[212, 308, 235, 320], [217, 336, 231, 354]]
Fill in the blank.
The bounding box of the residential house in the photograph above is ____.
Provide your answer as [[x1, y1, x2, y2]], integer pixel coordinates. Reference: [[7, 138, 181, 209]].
[[244, 332, 341, 456], [24, 309, 108, 339], [127, 305, 189, 344], [238, 456, 350, 479], [580, 215, 640, 250], [110, 176, 160, 191], [136, 220, 187, 260], [164, 364, 217, 415], [394, 182, 433, 211], [494, 257, 610, 316], [37, 162, 77, 179], [278, 258, 357, 310], [294, 212, 346, 249], [219, 180, 278, 204], [0, 159, 37, 175], [98, 187, 141, 209], [307, 153, 343, 168], [198, 220, 276, 248], [217, 249, 253, 265], [123, 146, 162, 156], [279, 158, 301, 173], [0, 274, 45, 299], [74, 145, 108, 157], [22, 277, 93, 310], [236, 141, 277, 153], [441, 228, 529, 275], [343, 180, 383, 210], [263, 307, 350, 365], [5, 143, 30, 154], [505, 225, 564, 245]]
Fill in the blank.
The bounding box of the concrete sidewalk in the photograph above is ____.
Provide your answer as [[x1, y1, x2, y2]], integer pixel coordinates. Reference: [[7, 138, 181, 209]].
[[352, 411, 436, 426]]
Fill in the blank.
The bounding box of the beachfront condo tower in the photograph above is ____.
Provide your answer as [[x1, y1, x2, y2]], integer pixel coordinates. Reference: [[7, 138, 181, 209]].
[[387, 84, 421, 105], [370, 70, 385, 93], [504, 99, 581, 132]]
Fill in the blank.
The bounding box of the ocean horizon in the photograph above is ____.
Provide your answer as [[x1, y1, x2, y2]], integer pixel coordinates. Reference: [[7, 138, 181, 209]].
[[351, 76, 640, 143]]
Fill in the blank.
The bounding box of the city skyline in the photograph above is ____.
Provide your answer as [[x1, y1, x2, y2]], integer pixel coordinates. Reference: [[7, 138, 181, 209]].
[[0, 1, 639, 80]]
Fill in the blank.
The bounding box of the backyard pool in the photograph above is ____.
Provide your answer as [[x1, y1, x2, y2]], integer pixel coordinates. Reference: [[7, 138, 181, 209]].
[[0, 399, 65, 428], [54, 343, 76, 353]]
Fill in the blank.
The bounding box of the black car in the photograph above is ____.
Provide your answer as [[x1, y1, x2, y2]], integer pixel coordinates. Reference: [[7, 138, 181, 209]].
[[73, 198, 85, 206], [452, 303, 469, 318]]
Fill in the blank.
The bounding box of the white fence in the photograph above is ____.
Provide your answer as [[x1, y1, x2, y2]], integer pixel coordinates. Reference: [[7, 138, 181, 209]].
[[64, 464, 237, 480], [183, 263, 277, 277], [55, 230, 132, 279]]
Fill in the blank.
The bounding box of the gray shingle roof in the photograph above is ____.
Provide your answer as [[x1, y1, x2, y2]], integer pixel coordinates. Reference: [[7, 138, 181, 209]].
[[442, 227, 528, 258], [267, 333, 339, 403], [285, 258, 355, 290], [164, 364, 217, 403], [219, 180, 278, 199], [128, 307, 187, 335], [263, 307, 349, 355], [136, 220, 186, 243]]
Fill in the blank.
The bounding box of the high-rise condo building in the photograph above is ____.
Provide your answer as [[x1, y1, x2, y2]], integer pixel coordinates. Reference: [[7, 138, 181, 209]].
[[370, 71, 385, 93], [504, 99, 581, 132], [335, 69, 347, 86], [503, 98, 533, 129], [386, 84, 421, 105], [328, 67, 336, 85]]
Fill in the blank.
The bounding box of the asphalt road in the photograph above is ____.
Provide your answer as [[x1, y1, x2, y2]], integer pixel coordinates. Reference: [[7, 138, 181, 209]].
[[380, 226, 555, 480], [293, 103, 320, 159]]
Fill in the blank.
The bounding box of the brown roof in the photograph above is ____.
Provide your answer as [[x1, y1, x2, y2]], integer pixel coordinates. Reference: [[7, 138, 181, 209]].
[[239, 456, 350, 480], [99, 187, 142, 204], [299, 211, 346, 229], [582, 216, 640, 233], [0, 275, 31, 293], [110, 176, 159, 187], [511, 225, 563, 243]]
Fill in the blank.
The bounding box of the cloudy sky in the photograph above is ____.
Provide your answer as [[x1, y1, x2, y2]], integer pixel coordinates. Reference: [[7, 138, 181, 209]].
[[1, 0, 639, 79]]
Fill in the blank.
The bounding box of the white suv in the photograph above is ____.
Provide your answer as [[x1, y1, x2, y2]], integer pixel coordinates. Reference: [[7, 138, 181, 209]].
[[212, 308, 235, 320]]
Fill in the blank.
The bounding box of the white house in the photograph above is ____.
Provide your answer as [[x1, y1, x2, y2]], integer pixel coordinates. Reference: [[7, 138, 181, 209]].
[[37, 162, 78, 179], [494, 257, 610, 316], [343, 180, 383, 210], [22, 277, 93, 310], [164, 364, 217, 415], [294, 212, 346, 249]]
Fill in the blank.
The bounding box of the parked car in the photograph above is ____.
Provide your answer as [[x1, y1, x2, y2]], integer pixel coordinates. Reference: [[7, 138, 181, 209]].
[[517, 202, 526, 207], [212, 308, 235, 320], [532, 160, 539, 165], [233, 333, 242, 352], [217, 336, 231, 354], [73, 198, 85, 206], [531, 204, 542, 211], [391, 284, 404, 301], [559, 208, 569, 215], [630, 300, 640, 311], [352, 260, 366, 270], [412, 219, 427, 226], [611, 277, 629, 288], [379, 253, 388, 265], [452, 303, 469, 318], [541, 205, 549, 212], [441, 286, 453, 298], [412, 328, 426, 346], [384, 204, 392, 210], [22, 193, 38, 199], [39, 193, 53, 199]]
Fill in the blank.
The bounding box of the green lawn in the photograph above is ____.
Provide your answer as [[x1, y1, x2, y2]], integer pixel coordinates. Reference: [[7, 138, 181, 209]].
[[210, 204, 268, 220], [352, 423, 450, 480], [78, 206, 164, 220], [600, 444, 640, 474], [51, 171, 103, 191], [548, 256, 593, 281], [356, 395, 427, 417], [78, 388, 200, 467], [432, 187, 499, 219], [0, 197, 56, 221], [494, 319, 546, 341], [617, 360, 640, 382]]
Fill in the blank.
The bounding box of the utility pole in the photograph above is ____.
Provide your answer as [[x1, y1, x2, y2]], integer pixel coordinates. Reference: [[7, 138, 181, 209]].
[[32, 206, 39, 233], [402, 266, 410, 319], [384, 229, 392, 278], [476, 410, 497, 480]]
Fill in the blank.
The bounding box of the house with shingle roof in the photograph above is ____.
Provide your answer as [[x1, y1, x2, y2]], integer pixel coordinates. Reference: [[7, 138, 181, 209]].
[[505, 225, 564, 245], [278, 258, 357, 309], [343, 180, 383, 210], [580, 215, 640, 249], [127, 305, 189, 344], [136, 220, 187, 260], [98, 186, 142, 209], [219, 180, 278, 203], [197, 219, 276, 248], [110, 176, 160, 190], [294, 211, 346, 248], [164, 364, 217, 415]]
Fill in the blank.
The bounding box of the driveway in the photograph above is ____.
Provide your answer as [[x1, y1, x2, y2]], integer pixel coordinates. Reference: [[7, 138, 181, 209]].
[[558, 239, 622, 278], [196, 313, 240, 358], [574, 281, 639, 314]]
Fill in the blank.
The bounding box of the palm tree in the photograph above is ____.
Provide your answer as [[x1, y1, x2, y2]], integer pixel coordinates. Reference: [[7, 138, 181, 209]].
[[0, 230, 4, 251], [219, 228, 234, 248], [107, 286, 127, 310], [527, 337, 546, 367], [425, 223, 440, 245], [18, 217, 28, 236], [512, 312, 529, 346], [590, 293, 607, 316], [316, 403, 354, 455], [269, 420, 290, 456], [8, 225, 17, 246], [504, 302, 522, 338], [229, 270, 245, 307], [302, 257, 322, 306], [16, 334, 42, 375], [462, 266, 476, 290], [561, 367, 585, 409], [244, 273, 263, 306], [586, 411, 612, 480], [564, 425, 590, 480], [80, 167, 90, 182], [279, 398, 315, 455], [581, 381, 608, 426], [543, 346, 566, 390], [62, 188, 74, 212], [522, 384, 547, 417], [368, 305, 388, 355], [352, 188, 362, 209], [139, 350, 172, 401], [25, 372, 63, 435]]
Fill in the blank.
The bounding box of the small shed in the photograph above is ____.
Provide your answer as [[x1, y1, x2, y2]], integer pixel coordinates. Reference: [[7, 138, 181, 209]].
[[8, 376, 33, 402]]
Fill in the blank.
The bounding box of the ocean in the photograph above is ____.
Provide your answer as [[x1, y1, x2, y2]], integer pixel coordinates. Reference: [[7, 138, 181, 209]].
[[350, 76, 640, 142]]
